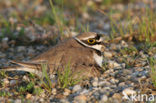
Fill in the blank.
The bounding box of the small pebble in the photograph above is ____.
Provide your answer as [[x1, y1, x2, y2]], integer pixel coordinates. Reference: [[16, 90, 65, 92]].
[[118, 82, 125, 87], [17, 46, 26, 52], [26, 93, 32, 99], [10, 80, 17, 86], [52, 88, 57, 95], [39, 98, 44, 102], [63, 89, 71, 96], [60, 99, 70, 103], [108, 61, 121, 68], [110, 78, 119, 84], [122, 88, 136, 96], [110, 44, 117, 50], [112, 93, 121, 100], [92, 81, 98, 87], [100, 95, 108, 102], [0, 52, 6, 58], [74, 95, 87, 103], [23, 75, 30, 82], [3, 78, 9, 85], [121, 40, 128, 47], [73, 85, 81, 92], [14, 99, 21, 103], [104, 51, 113, 58], [80, 89, 89, 95]]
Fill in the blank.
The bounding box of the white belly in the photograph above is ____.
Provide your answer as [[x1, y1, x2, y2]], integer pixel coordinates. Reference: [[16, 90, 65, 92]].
[[93, 53, 103, 67]]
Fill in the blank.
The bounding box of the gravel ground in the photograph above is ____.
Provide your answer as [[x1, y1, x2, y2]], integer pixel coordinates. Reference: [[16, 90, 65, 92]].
[[0, 0, 156, 103]]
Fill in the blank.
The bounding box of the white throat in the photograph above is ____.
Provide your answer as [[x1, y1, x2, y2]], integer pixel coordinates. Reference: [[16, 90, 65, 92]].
[[74, 37, 102, 51], [93, 52, 103, 67]]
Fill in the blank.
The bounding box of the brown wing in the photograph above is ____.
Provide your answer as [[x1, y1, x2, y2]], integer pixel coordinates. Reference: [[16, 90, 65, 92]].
[[31, 39, 97, 72]]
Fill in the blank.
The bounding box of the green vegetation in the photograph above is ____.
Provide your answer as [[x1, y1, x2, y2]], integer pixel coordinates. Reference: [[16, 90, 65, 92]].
[[57, 62, 81, 88], [18, 82, 34, 93], [0, 70, 7, 78], [143, 42, 156, 53], [0, 62, 82, 98], [41, 63, 53, 93], [102, 0, 135, 5], [0, 71, 8, 88], [148, 57, 156, 87], [120, 46, 138, 55], [49, 0, 65, 36], [0, 0, 153, 43], [0, 71, 44, 97], [33, 13, 55, 26], [109, 5, 156, 43], [0, 91, 11, 97]]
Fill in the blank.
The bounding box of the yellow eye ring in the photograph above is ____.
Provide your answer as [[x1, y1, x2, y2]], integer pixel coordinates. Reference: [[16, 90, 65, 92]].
[[88, 39, 96, 44]]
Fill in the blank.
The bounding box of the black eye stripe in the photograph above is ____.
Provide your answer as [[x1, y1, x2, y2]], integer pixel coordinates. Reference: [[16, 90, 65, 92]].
[[96, 42, 102, 44]]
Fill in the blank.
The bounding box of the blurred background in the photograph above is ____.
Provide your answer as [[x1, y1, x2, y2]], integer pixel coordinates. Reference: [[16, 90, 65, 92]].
[[0, 0, 155, 43]]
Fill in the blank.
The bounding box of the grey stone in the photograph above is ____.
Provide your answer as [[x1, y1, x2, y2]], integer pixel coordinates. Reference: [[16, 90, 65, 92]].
[[100, 95, 108, 102], [104, 51, 113, 58], [17, 46, 26, 52], [73, 85, 81, 92], [10, 80, 17, 86], [0, 52, 6, 58]]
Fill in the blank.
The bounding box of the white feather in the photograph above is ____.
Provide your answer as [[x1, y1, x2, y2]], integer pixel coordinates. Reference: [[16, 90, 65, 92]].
[[93, 52, 103, 67], [82, 35, 96, 40]]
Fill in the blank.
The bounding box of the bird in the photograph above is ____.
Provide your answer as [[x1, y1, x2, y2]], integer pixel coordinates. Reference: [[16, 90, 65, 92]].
[[0, 32, 105, 79]]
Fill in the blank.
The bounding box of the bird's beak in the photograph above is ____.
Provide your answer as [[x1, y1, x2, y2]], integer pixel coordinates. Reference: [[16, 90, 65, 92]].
[[98, 33, 110, 44]]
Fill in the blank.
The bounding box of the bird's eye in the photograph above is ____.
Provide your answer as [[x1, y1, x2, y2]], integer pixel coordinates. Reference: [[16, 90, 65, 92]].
[[88, 38, 96, 44]]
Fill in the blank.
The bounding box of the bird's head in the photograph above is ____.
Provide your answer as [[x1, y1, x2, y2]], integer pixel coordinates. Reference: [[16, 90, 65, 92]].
[[74, 32, 105, 51]]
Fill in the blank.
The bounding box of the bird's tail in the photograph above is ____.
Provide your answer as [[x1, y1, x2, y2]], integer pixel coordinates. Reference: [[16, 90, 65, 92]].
[[0, 61, 43, 77]]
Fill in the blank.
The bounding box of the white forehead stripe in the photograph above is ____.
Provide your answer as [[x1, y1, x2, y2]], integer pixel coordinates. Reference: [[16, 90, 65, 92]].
[[82, 35, 96, 40]]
